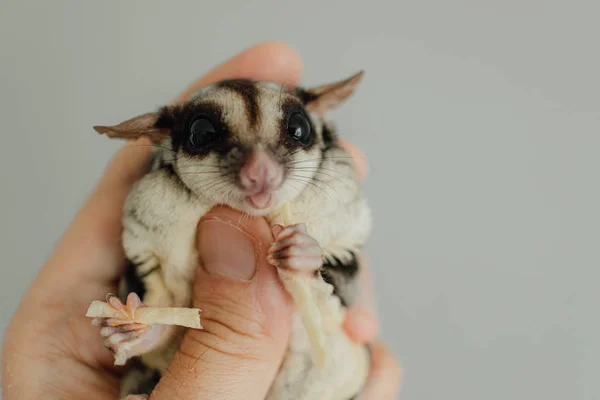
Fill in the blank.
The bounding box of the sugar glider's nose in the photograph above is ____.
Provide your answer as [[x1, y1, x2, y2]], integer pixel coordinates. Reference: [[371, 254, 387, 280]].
[[239, 149, 283, 193]]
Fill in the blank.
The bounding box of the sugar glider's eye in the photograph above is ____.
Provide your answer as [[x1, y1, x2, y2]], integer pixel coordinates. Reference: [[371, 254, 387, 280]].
[[287, 113, 311, 145], [188, 117, 216, 150]]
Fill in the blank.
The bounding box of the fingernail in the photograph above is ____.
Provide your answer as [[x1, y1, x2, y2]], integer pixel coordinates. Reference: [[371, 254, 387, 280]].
[[198, 220, 256, 281]]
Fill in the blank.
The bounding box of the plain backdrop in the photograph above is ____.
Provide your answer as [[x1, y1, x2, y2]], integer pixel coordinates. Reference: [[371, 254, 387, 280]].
[[1, 1, 599, 399]]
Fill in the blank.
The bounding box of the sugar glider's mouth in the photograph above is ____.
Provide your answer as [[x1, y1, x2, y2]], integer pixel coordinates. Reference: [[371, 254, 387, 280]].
[[246, 190, 273, 209]]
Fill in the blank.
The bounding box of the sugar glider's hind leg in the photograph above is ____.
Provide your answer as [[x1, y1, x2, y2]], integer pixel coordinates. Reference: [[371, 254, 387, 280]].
[[105, 224, 178, 363], [112, 261, 164, 399], [321, 252, 372, 400], [118, 358, 162, 399]]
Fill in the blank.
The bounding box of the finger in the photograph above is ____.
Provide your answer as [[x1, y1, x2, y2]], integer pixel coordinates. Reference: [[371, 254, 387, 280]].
[[359, 341, 402, 400], [343, 305, 380, 344], [47, 41, 303, 283], [344, 253, 380, 343], [151, 206, 293, 400]]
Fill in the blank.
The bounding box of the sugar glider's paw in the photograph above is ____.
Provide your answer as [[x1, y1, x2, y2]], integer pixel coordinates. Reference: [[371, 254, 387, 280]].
[[124, 396, 148, 400], [92, 293, 165, 365], [268, 223, 323, 275]]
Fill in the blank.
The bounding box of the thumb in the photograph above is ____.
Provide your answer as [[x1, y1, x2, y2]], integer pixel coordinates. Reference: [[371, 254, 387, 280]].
[[150, 206, 293, 400]]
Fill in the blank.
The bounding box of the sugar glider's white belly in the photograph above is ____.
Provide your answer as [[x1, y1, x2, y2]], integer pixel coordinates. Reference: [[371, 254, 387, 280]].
[[266, 314, 369, 400]]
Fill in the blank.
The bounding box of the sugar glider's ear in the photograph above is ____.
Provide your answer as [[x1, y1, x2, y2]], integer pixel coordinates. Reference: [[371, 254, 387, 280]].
[[93, 111, 170, 143], [302, 70, 364, 115]]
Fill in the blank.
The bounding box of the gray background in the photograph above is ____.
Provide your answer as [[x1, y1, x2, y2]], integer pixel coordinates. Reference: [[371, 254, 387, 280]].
[[1, 1, 598, 399]]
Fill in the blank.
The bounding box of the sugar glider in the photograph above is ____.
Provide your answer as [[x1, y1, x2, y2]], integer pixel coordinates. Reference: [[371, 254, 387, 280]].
[[91, 70, 373, 399]]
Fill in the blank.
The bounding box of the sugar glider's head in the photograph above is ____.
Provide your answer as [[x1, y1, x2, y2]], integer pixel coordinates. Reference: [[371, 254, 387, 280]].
[[94, 71, 363, 216]]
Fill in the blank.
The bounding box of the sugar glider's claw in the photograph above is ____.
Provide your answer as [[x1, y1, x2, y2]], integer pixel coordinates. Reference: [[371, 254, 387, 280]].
[[106, 293, 126, 313], [267, 223, 323, 275], [104, 292, 145, 319], [126, 292, 143, 315]]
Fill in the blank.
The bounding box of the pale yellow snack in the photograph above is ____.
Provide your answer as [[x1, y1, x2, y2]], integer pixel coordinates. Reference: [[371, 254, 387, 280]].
[[274, 202, 329, 368], [85, 300, 202, 329]]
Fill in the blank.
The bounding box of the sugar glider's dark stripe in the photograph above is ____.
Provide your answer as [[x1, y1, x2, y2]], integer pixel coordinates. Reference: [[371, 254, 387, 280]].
[[320, 120, 340, 151], [321, 252, 360, 307], [295, 88, 319, 104], [122, 360, 162, 396], [127, 207, 151, 232], [138, 265, 160, 279], [163, 163, 193, 198], [132, 366, 161, 395], [218, 79, 260, 128], [122, 260, 147, 300]]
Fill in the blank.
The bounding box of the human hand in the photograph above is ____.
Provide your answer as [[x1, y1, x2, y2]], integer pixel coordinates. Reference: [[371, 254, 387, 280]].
[[1, 41, 400, 400]]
